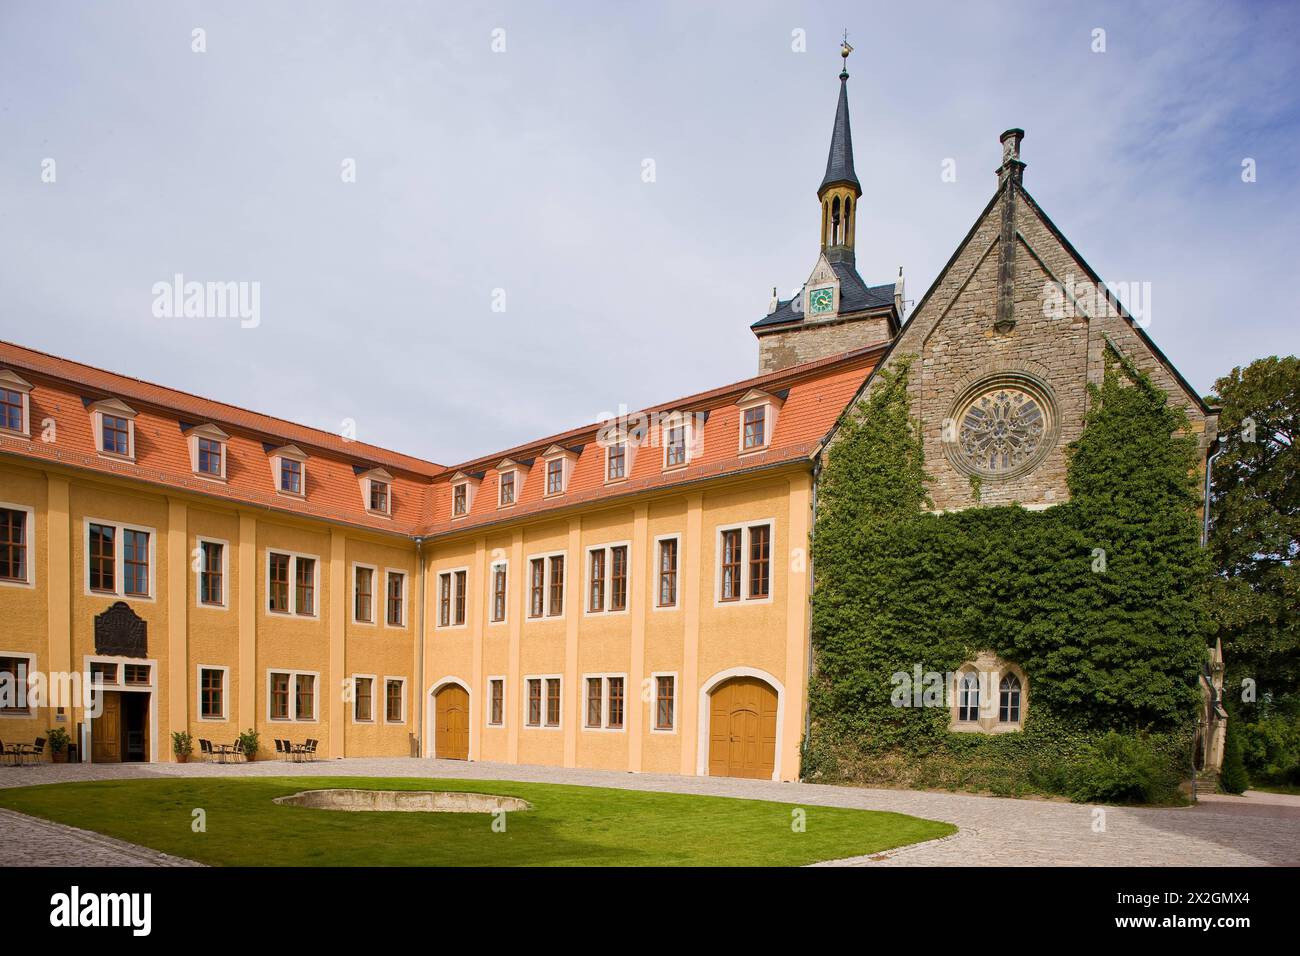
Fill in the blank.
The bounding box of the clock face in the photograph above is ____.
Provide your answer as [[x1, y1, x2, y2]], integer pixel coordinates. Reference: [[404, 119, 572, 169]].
[[809, 286, 834, 315]]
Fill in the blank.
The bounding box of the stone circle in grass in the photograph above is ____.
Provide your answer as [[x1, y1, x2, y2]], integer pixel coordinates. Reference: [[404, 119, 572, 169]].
[[273, 789, 531, 813]]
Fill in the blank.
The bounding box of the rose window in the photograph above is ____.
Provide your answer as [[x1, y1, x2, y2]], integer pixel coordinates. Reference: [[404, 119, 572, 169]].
[[956, 386, 1049, 475]]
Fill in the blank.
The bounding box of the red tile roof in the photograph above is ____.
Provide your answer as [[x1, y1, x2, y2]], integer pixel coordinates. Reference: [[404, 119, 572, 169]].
[[0, 339, 882, 538]]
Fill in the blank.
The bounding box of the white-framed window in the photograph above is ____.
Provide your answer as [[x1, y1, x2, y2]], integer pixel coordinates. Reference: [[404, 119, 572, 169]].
[[651, 671, 678, 733], [84, 517, 156, 601], [383, 676, 407, 724], [0, 502, 35, 589], [486, 676, 506, 726], [266, 549, 319, 617], [385, 569, 407, 628], [267, 669, 318, 722], [186, 423, 229, 480], [449, 472, 482, 519], [653, 534, 680, 610], [352, 563, 377, 624], [436, 567, 468, 628], [660, 413, 702, 470], [523, 674, 562, 729], [0, 369, 33, 438], [715, 519, 774, 606], [735, 388, 783, 454], [89, 398, 137, 460], [489, 560, 508, 624], [0, 651, 37, 716], [603, 434, 637, 483], [196, 664, 229, 721], [498, 468, 517, 507], [268, 444, 308, 498], [541, 445, 577, 497], [525, 552, 565, 620], [351, 674, 376, 723], [585, 542, 630, 615], [195, 536, 228, 608], [582, 674, 626, 732]]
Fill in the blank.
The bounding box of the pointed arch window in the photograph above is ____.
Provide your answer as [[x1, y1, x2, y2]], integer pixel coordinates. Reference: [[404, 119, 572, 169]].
[[957, 671, 980, 722], [830, 196, 842, 244], [999, 674, 1022, 724]]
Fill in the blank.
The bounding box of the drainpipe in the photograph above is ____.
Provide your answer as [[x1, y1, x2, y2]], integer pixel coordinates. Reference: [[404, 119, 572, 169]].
[[803, 459, 821, 760], [1202, 437, 1225, 548], [415, 536, 426, 758]]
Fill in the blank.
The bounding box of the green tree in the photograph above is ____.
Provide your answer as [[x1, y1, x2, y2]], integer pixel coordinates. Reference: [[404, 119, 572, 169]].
[[1208, 356, 1300, 713], [1218, 716, 1249, 794]]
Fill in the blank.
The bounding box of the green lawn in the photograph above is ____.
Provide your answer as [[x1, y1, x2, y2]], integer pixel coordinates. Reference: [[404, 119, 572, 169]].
[[0, 776, 954, 866]]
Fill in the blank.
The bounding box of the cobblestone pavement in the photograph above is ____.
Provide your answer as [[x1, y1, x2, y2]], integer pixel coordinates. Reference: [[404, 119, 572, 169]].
[[0, 807, 201, 867], [1, 758, 1294, 866]]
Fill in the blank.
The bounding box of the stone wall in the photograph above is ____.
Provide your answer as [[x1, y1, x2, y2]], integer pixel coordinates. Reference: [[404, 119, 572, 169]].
[[757, 312, 892, 374]]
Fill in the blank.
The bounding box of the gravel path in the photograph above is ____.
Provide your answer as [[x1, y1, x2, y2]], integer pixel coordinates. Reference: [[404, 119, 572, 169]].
[[1, 758, 1293, 867]]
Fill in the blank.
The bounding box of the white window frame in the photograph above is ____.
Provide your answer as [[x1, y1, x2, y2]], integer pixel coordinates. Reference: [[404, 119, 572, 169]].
[[358, 468, 394, 517], [0, 651, 37, 718], [194, 535, 229, 609], [524, 551, 566, 621], [736, 389, 783, 455], [83, 517, 157, 602], [351, 562, 378, 625], [266, 668, 320, 722], [350, 673, 378, 724], [265, 549, 320, 618], [435, 566, 470, 630], [0, 369, 33, 438], [650, 670, 679, 734], [486, 675, 506, 727], [584, 540, 632, 617], [187, 424, 230, 481], [195, 664, 230, 721], [450, 473, 481, 519], [652, 533, 681, 611], [522, 674, 563, 730], [382, 676, 407, 724], [496, 464, 522, 509], [581, 673, 628, 732], [603, 434, 636, 484], [89, 399, 137, 461], [488, 560, 509, 625], [383, 568, 408, 629], [714, 519, 775, 607], [660, 413, 702, 471], [0, 501, 36, 589], [268, 445, 308, 499]]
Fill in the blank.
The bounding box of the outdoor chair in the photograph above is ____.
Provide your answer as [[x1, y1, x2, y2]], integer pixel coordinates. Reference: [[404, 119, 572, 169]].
[[17, 738, 45, 766], [199, 738, 212, 762], [0, 739, 19, 767], [304, 738, 318, 761]]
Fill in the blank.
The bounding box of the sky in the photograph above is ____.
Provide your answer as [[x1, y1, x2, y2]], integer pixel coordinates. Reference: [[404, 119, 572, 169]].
[[1, 0, 1297, 466]]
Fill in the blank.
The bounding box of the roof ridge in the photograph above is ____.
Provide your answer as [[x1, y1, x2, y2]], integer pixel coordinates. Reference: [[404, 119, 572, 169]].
[[0, 339, 444, 476], [438, 343, 885, 476]]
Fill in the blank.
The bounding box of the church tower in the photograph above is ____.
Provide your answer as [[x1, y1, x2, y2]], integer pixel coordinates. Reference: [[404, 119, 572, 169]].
[[751, 39, 901, 374]]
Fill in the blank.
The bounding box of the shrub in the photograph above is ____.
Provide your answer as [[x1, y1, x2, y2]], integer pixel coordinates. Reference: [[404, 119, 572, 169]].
[[1219, 719, 1249, 794], [1239, 713, 1300, 784], [1066, 732, 1172, 804]]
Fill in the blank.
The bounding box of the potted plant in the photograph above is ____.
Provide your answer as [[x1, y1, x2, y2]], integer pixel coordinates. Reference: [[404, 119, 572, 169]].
[[238, 728, 260, 762], [47, 727, 71, 764], [171, 730, 193, 763]]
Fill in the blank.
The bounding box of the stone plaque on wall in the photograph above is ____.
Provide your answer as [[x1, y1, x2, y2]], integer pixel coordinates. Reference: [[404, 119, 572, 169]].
[[93, 601, 148, 658]]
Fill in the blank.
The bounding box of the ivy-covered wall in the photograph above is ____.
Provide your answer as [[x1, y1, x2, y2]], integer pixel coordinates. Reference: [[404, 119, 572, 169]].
[[805, 355, 1210, 801]]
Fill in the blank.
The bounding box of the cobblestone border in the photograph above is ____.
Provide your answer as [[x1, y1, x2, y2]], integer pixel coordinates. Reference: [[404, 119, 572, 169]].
[[0, 808, 203, 868]]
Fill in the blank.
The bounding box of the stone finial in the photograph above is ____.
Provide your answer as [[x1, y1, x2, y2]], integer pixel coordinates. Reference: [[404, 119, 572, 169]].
[[767, 286, 779, 315], [997, 128, 1026, 186], [893, 266, 906, 322]]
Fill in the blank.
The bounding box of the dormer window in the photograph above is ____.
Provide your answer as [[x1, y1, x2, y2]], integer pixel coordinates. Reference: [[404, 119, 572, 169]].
[[495, 458, 529, 508], [736, 389, 785, 454], [0, 369, 33, 437], [267, 444, 308, 498], [280, 459, 301, 494], [185, 423, 229, 480], [541, 446, 578, 497], [499, 470, 516, 506], [356, 467, 393, 516], [88, 398, 138, 460], [660, 413, 702, 470], [607, 442, 626, 481], [449, 471, 482, 519]]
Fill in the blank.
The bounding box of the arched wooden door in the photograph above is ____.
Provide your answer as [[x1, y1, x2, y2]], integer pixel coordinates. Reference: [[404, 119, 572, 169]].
[[708, 677, 777, 779], [434, 684, 469, 760]]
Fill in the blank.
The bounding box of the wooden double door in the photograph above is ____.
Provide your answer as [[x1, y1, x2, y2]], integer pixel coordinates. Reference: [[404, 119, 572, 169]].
[[91, 691, 149, 763], [434, 684, 469, 760], [708, 677, 778, 779]]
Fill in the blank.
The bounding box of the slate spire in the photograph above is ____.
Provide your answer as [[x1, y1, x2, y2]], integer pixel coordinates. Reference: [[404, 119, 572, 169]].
[[819, 39, 860, 195]]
